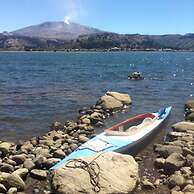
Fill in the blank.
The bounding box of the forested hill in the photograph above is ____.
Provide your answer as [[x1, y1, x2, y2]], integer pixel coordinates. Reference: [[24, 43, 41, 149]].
[[0, 24, 194, 51]]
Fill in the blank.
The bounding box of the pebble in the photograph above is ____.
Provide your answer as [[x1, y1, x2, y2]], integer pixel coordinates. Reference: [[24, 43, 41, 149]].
[[0, 183, 7, 193], [30, 169, 47, 180], [7, 187, 17, 194]]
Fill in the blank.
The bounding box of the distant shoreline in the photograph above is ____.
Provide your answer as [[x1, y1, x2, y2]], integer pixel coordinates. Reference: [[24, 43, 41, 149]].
[[0, 49, 193, 53]]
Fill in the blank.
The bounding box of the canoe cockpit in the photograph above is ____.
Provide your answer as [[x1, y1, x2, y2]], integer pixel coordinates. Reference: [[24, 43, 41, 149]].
[[105, 113, 156, 136]]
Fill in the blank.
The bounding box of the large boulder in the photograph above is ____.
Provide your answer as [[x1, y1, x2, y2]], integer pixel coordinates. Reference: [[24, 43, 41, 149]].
[[98, 95, 123, 110], [172, 121, 194, 132], [51, 152, 139, 194], [106, 91, 132, 105]]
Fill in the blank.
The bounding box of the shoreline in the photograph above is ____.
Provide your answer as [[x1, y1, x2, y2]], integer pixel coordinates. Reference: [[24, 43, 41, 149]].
[[0, 91, 193, 193], [0, 50, 194, 53]]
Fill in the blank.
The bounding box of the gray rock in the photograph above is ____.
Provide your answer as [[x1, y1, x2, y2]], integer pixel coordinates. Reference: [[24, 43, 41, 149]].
[[44, 158, 61, 169], [0, 163, 14, 173], [53, 149, 66, 159], [106, 91, 132, 105], [154, 144, 183, 158], [0, 172, 10, 185], [30, 169, 47, 180], [171, 191, 184, 194], [13, 168, 28, 180], [51, 152, 139, 194], [7, 173, 25, 191], [164, 153, 185, 173], [10, 155, 26, 165], [142, 179, 155, 190], [20, 143, 34, 153], [185, 100, 194, 109], [0, 183, 7, 193], [186, 112, 194, 121], [172, 121, 194, 132], [3, 158, 16, 166], [51, 121, 63, 131], [154, 158, 166, 168], [34, 156, 47, 169], [33, 147, 51, 158], [70, 144, 78, 151], [182, 184, 194, 192], [0, 142, 12, 155], [81, 118, 91, 125], [183, 147, 194, 156], [168, 174, 185, 188], [7, 187, 17, 194], [23, 159, 35, 170], [78, 135, 89, 143], [98, 95, 123, 110]]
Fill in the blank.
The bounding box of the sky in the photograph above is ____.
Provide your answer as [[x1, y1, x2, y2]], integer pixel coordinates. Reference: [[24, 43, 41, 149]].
[[0, 0, 194, 35]]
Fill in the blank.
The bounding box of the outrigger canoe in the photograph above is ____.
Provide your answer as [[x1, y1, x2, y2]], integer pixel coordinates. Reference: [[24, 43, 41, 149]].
[[51, 106, 172, 170]]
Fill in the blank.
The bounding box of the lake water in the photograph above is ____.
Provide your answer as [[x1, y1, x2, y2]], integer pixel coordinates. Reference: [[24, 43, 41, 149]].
[[0, 51, 194, 142]]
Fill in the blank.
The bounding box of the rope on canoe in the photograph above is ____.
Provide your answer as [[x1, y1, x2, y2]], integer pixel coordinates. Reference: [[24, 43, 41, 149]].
[[65, 153, 103, 193]]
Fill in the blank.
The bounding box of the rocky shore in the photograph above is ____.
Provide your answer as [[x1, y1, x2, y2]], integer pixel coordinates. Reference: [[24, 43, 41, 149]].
[[1, 90, 194, 194], [0, 91, 132, 193]]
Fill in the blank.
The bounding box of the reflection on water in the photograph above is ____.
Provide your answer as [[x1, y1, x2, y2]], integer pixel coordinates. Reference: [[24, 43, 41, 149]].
[[0, 51, 194, 142]]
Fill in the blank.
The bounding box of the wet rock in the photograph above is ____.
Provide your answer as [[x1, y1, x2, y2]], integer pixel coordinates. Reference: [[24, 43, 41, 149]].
[[0, 163, 14, 173], [10, 154, 26, 165], [78, 135, 89, 143], [97, 95, 123, 110], [13, 168, 28, 180], [51, 121, 63, 131], [185, 113, 194, 121], [7, 187, 17, 194], [172, 121, 194, 132], [30, 169, 47, 180], [0, 142, 12, 156], [51, 152, 139, 194], [0, 183, 7, 193], [128, 71, 144, 80], [7, 173, 25, 191], [23, 159, 35, 170], [53, 149, 66, 159], [164, 153, 185, 173], [168, 174, 185, 188], [154, 144, 183, 158], [142, 179, 155, 190]]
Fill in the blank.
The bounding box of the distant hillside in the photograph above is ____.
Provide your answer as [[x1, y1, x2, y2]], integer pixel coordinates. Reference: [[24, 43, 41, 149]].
[[0, 22, 194, 51], [12, 21, 102, 40]]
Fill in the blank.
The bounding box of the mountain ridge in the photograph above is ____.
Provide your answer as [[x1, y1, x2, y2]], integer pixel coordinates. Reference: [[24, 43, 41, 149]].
[[12, 21, 103, 40], [0, 21, 194, 51]]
